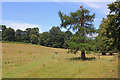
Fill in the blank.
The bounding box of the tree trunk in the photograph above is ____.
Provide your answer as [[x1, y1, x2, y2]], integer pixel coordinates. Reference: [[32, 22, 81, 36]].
[[102, 52, 106, 55], [81, 50, 86, 60]]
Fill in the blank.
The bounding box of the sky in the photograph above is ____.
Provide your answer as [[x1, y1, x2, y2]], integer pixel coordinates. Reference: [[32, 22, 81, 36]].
[[2, 1, 114, 33]]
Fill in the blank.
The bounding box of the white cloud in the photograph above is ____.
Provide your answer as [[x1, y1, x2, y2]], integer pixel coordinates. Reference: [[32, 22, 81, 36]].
[[2, 20, 42, 33], [84, 2, 111, 15], [84, 3, 101, 9]]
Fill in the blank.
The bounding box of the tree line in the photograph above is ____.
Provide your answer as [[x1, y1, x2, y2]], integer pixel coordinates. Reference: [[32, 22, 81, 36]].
[[1, 25, 96, 51], [1, 25, 71, 48]]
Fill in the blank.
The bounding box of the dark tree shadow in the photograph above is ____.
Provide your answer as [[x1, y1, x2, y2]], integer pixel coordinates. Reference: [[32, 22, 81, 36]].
[[69, 57, 96, 61]]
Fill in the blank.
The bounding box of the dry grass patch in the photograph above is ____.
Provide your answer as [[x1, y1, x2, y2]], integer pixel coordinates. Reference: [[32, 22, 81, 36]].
[[2, 43, 118, 78]]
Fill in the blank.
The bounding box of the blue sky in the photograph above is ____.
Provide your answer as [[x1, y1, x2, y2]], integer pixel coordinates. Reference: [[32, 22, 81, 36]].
[[2, 1, 113, 33]]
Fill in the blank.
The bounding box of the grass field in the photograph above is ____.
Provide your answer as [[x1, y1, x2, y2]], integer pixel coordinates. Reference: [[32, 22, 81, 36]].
[[2, 43, 118, 78]]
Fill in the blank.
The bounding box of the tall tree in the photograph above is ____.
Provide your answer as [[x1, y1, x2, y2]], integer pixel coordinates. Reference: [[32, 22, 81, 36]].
[[25, 27, 39, 42], [106, 1, 120, 51], [3, 27, 15, 41], [49, 26, 65, 48], [30, 27, 39, 37], [38, 32, 51, 46], [97, 18, 116, 55], [97, 1, 120, 55], [58, 6, 95, 59], [15, 29, 23, 42], [20, 31, 29, 43], [25, 28, 32, 42]]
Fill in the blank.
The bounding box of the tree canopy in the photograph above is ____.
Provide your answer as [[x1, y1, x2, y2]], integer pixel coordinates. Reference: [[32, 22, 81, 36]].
[[96, 1, 120, 54]]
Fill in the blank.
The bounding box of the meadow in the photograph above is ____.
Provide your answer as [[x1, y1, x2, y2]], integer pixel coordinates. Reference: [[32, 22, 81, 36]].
[[2, 43, 118, 78]]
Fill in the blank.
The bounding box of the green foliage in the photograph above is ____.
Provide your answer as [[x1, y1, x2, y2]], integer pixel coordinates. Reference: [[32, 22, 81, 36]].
[[85, 38, 96, 51], [15, 29, 23, 42], [25, 27, 39, 42], [1, 25, 72, 49], [1, 25, 6, 41], [3, 27, 15, 41], [49, 26, 65, 48], [106, 1, 120, 51], [38, 32, 51, 46], [67, 34, 86, 54], [59, 7, 95, 59], [1, 25, 40, 44], [38, 26, 70, 48], [95, 1, 120, 54], [58, 9, 95, 34], [30, 34, 38, 44], [86, 51, 91, 54], [94, 34, 106, 54]]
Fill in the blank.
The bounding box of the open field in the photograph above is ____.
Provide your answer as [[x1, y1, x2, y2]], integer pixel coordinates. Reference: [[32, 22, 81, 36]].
[[2, 43, 118, 78]]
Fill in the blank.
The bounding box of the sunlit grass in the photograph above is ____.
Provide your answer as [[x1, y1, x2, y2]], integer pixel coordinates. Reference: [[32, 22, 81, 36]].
[[2, 43, 118, 78]]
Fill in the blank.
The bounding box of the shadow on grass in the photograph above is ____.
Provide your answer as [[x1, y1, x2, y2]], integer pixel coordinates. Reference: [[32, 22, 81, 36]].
[[69, 57, 96, 61]]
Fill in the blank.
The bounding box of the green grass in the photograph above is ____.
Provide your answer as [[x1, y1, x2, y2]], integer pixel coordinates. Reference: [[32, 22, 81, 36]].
[[2, 41, 33, 45], [2, 43, 118, 78]]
